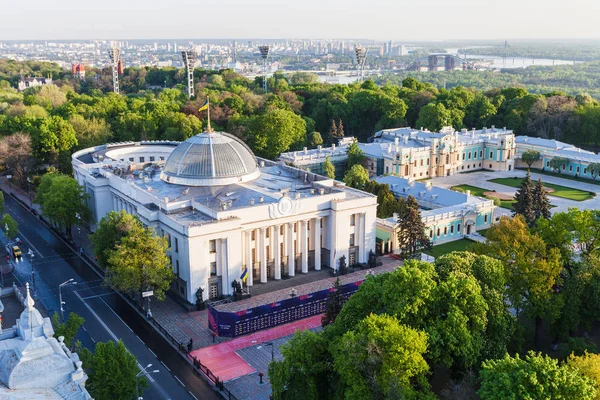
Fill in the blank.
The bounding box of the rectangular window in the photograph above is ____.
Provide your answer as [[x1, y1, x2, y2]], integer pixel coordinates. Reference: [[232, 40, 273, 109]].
[[444, 227, 447, 235], [266, 228, 270, 238], [489, 164, 492, 168], [546, 161, 550, 167], [584, 168, 588, 174], [462, 153, 465, 160], [451, 225, 454, 234], [129, 157, 134, 162], [489, 151, 493, 159], [266, 245, 270, 259], [209, 284, 218, 299], [210, 262, 216, 276], [294, 223, 297, 233], [175, 238, 179, 253], [139, 156, 145, 163], [150, 156, 155, 162], [252, 248, 256, 263], [349, 233, 355, 246], [420, 159, 423, 166], [479, 150, 483, 158], [427, 158, 430, 165], [484, 214, 488, 223], [479, 163, 482, 167], [577, 166, 580, 173], [176, 260, 180, 275], [569, 165, 573, 172], [280, 225, 284, 234], [457, 224, 461, 232], [251, 231, 256, 240], [160, 156, 165, 161], [468, 152, 471, 160], [294, 240, 297, 254], [308, 221, 311, 230], [429, 230, 433, 238], [350, 214, 356, 226], [209, 240, 216, 253]]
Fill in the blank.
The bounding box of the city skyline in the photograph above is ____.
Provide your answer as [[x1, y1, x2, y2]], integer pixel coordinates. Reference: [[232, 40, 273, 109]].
[[1, 0, 600, 41]]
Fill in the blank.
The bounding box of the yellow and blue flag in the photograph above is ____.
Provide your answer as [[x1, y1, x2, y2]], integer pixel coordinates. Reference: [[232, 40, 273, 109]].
[[240, 268, 248, 282], [198, 99, 209, 112]]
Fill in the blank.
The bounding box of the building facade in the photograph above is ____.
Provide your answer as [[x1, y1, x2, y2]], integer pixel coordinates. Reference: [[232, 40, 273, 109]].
[[72, 132, 377, 305], [374, 176, 495, 253], [515, 136, 600, 179], [17, 76, 53, 92], [280, 126, 516, 179]]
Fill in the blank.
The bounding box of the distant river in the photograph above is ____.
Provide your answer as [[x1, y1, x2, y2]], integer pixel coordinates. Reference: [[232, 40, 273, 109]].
[[445, 48, 575, 69]]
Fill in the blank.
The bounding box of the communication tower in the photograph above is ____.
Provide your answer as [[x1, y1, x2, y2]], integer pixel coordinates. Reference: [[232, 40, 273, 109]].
[[258, 45, 270, 93], [355, 46, 368, 82], [108, 48, 121, 94], [181, 50, 198, 99]]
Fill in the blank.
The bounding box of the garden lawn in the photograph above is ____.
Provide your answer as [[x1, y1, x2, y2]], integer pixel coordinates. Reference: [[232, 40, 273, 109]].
[[450, 184, 516, 210], [517, 168, 600, 186], [489, 177, 595, 201], [424, 239, 476, 258]]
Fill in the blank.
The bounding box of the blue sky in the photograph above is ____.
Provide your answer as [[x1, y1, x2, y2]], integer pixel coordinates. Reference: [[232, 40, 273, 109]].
[[1, 0, 599, 40]]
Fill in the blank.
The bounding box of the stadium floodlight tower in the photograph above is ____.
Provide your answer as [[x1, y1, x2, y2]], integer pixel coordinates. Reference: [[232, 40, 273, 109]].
[[108, 47, 121, 94], [181, 50, 198, 99], [258, 45, 270, 93], [355, 46, 368, 82]]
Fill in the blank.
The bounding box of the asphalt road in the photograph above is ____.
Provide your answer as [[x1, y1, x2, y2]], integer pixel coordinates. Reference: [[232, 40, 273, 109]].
[[4, 194, 221, 400]]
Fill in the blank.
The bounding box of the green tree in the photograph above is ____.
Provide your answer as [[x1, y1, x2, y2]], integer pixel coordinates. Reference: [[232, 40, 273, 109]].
[[342, 164, 369, 189], [332, 314, 433, 400], [415, 102, 451, 131], [548, 156, 570, 173], [69, 114, 113, 149], [337, 119, 345, 138], [29, 115, 78, 163], [1, 213, 18, 239], [51, 311, 85, 350], [307, 131, 323, 148], [532, 178, 552, 221], [105, 224, 174, 300], [328, 119, 340, 141], [479, 352, 596, 400], [269, 330, 332, 400], [521, 149, 541, 170], [35, 173, 90, 238], [247, 109, 306, 159], [0, 192, 4, 216], [90, 210, 140, 268], [568, 352, 600, 400], [346, 139, 365, 168], [79, 340, 148, 400], [397, 196, 431, 256], [588, 163, 600, 180], [513, 172, 536, 225], [323, 156, 335, 179], [289, 72, 319, 85], [472, 215, 563, 347], [321, 278, 345, 327]]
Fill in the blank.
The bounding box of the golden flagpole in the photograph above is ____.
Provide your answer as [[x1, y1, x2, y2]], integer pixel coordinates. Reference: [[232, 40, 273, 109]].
[[206, 98, 212, 132]]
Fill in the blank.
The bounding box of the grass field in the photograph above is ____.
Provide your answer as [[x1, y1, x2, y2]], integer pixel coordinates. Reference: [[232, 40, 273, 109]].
[[517, 168, 600, 186], [450, 184, 516, 210], [424, 239, 475, 258], [489, 177, 595, 201]]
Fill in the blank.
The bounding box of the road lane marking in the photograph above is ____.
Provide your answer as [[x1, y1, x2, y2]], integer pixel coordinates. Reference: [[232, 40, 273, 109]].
[[15, 229, 44, 258], [136, 335, 145, 345], [74, 291, 155, 383], [99, 297, 134, 333], [189, 391, 198, 400], [80, 292, 116, 300], [174, 375, 185, 387], [148, 348, 157, 357], [161, 361, 171, 372]]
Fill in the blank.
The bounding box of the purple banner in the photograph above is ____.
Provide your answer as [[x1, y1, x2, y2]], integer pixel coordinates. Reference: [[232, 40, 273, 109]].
[[208, 280, 363, 337]]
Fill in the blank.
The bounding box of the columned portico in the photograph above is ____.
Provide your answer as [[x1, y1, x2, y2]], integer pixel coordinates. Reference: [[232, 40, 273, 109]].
[[259, 228, 267, 283], [274, 225, 281, 280], [287, 222, 295, 276], [245, 231, 253, 286], [301, 220, 308, 273], [314, 217, 321, 270]]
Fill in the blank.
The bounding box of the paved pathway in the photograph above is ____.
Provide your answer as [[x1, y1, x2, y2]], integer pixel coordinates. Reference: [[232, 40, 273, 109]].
[[431, 169, 600, 215]]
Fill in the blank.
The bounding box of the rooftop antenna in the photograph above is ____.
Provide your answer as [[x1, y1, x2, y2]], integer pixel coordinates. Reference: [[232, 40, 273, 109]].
[[258, 45, 270, 93], [355, 46, 368, 82], [108, 47, 121, 94], [181, 50, 198, 99]]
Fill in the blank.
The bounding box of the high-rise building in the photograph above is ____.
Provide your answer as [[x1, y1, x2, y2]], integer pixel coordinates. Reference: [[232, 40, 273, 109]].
[[173, 42, 178, 53]]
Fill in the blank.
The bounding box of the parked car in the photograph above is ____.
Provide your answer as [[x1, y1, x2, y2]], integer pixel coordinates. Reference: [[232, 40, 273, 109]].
[[12, 246, 22, 258]]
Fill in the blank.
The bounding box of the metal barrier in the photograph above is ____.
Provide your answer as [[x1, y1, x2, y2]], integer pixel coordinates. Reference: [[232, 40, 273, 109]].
[[3, 189, 240, 400]]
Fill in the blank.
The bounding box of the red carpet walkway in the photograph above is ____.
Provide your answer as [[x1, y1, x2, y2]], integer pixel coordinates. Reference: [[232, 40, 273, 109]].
[[190, 314, 322, 382]]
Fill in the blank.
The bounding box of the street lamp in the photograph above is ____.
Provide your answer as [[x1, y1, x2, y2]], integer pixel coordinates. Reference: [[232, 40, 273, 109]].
[[75, 212, 81, 249], [136, 363, 160, 400], [257, 342, 275, 362], [26, 177, 32, 207], [59, 279, 77, 323], [27, 249, 34, 294]]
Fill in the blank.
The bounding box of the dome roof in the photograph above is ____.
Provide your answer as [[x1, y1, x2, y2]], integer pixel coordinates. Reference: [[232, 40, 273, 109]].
[[161, 132, 260, 186]]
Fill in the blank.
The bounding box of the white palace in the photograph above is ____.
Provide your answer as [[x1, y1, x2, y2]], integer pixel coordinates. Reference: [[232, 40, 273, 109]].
[[72, 132, 377, 304]]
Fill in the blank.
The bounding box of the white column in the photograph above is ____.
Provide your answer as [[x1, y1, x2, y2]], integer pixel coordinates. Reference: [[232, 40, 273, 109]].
[[301, 220, 308, 273], [358, 213, 365, 263], [274, 225, 281, 280], [220, 239, 229, 295], [259, 228, 267, 283], [287, 222, 295, 277], [246, 231, 253, 286], [329, 214, 337, 269], [112, 195, 117, 210], [314, 217, 321, 270]]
